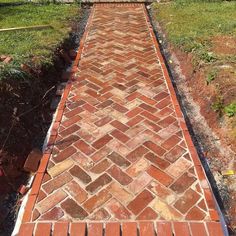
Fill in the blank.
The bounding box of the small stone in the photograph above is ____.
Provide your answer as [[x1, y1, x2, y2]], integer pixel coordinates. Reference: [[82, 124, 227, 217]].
[[61, 199, 88, 219]]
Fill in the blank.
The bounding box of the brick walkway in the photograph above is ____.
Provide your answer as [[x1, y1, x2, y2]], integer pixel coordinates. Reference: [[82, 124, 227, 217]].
[[18, 3, 224, 235]]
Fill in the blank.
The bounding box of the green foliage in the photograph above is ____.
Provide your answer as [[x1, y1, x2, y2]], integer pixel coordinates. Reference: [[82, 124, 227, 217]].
[[206, 70, 217, 85], [224, 103, 236, 117]]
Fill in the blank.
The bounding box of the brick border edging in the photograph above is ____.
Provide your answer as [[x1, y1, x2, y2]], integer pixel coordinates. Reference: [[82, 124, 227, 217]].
[[141, 5, 220, 222], [18, 221, 225, 236], [20, 5, 96, 223]]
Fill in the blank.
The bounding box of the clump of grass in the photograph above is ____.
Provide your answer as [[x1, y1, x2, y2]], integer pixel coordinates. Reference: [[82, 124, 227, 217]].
[[206, 69, 217, 85], [224, 103, 236, 117]]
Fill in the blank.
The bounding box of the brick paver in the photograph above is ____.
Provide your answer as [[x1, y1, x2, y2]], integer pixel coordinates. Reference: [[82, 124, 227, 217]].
[[18, 3, 224, 235]]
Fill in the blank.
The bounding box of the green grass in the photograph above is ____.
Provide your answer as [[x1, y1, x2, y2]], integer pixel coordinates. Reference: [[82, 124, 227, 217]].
[[152, 1, 236, 60], [152, 0, 236, 120], [0, 3, 80, 80]]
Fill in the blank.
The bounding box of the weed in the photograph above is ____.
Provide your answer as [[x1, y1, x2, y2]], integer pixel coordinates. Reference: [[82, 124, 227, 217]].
[[224, 103, 236, 117], [206, 70, 217, 85]]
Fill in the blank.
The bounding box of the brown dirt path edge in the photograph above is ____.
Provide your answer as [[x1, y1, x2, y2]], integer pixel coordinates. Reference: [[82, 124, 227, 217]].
[[17, 3, 224, 235]]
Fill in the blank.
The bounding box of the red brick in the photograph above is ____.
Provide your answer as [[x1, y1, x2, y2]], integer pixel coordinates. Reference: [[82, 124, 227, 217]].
[[86, 173, 112, 193], [107, 152, 130, 167], [37, 190, 67, 214], [88, 223, 103, 236], [64, 180, 87, 203], [161, 135, 181, 150], [139, 103, 157, 113], [206, 222, 224, 236], [154, 91, 169, 101], [90, 159, 111, 173], [54, 146, 76, 163], [128, 172, 152, 194], [23, 148, 42, 173], [145, 152, 170, 169], [35, 223, 51, 236], [127, 190, 154, 215], [137, 207, 158, 220], [106, 199, 132, 220], [97, 100, 113, 108], [18, 223, 35, 236], [126, 115, 144, 127], [105, 223, 120, 236], [56, 135, 80, 151], [185, 206, 206, 220], [53, 222, 69, 236], [142, 120, 161, 132], [165, 145, 186, 163], [141, 110, 159, 122], [139, 222, 155, 236], [126, 146, 148, 162], [70, 223, 86, 236], [74, 140, 95, 156], [89, 208, 110, 221], [43, 172, 72, 194], [108, 165, 132, 185], [61, 198, 88, 219], [174, 189, 200, 213], [111, 129, 130, 143], [147, 165, 173, 186], [69, 165, 92, 184], [139, 95, 156, 105], [122, 223, 137, 236], [83, 103, 98, 112], [95, 116, 112, 127], [91, 146, 111, 162], [39, 207, 64, 221], [64, 107, 83, 118], [83, 189, 111, 213], [156, 97, 171, 109], [32, 209, 40, 221], [112, 103, 129, 113], [170, 172, 196, 193], [92, 134, 113, 149], [144, 141, 166, 156], [126, 107, 143, 118], [156, 222, 172, 236], [190, 223, 208, 236], [111, 120, 129, 132], [63, 115, 82, 127], [158, 116, 176, 128], [173, 222, 190, 236]]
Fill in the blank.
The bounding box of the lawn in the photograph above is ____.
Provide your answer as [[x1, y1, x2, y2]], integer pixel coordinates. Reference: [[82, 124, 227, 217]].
[[152, 1, 236, 61], [0, 2, 80, 80], [152, 0, 236, 122]]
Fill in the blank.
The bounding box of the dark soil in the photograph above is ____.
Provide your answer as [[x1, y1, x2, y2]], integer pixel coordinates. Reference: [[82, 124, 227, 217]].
[[0, 7, 90, 236]]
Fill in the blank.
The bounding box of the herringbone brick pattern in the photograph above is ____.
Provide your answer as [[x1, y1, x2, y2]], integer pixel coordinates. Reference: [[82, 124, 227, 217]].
[[25, 4, 220, 225]]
